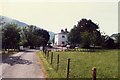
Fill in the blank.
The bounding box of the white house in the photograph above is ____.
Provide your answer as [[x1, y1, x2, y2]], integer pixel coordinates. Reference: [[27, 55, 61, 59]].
[[54, 29, 69, 47]]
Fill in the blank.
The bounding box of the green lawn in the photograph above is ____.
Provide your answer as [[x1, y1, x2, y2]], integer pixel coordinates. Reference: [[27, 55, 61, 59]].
[[38, 49, 118, 78]]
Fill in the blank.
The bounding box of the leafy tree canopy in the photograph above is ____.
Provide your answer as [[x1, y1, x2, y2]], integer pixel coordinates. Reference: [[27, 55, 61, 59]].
[[21, 25, 50, 48], [2, 24, 21, 47], [68, 18, 102, 48]]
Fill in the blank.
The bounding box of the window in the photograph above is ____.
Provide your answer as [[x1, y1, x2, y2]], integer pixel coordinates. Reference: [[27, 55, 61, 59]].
[[62, 35, 65, 38], [62, 41, 65, 44]]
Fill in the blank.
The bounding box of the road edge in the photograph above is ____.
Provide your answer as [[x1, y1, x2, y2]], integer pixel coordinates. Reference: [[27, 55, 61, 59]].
[[36, 51, 48, 78]]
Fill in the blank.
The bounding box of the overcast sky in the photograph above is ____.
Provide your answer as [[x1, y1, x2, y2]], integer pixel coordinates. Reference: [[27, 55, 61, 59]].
[[0, 0, 119, 35]]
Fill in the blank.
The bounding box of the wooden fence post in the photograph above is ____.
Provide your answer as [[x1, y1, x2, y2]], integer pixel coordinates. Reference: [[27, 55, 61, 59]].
[[47, 50, 49, 59], [45, 50, 47, 57], [92, 67, 96, 80], [51, 52, 53, 64], [56, 54, 59, 71], [48, 50, 49, 57], [66, 58, 70, 79]]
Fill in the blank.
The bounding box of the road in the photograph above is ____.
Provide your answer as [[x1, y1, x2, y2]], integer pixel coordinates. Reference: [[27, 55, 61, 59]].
[[1, 49, 46, 78]]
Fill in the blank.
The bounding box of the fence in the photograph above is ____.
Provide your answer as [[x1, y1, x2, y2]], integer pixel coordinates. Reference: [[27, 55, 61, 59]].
[[43, 50, 97, 79], [54, 48, 100, 52]]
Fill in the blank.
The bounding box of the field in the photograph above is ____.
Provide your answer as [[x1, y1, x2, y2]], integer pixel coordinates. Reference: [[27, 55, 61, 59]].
[[37, 49, 118, 78]]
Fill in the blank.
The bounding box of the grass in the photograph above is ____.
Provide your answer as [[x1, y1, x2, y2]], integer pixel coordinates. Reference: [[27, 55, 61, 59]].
[[37, 49, 118, 78], [37, 51, 60, 78]]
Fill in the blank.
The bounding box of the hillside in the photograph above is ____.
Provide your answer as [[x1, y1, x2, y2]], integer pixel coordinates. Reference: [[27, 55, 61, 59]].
[[0, 16, 55, 42]]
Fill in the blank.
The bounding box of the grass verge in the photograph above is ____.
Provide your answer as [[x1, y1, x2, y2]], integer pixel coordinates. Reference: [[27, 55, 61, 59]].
[[37, 51, 61, 78]]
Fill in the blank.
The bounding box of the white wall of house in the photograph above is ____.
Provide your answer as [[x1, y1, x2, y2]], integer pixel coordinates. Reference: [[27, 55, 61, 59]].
[[54, 33, 68, 46]]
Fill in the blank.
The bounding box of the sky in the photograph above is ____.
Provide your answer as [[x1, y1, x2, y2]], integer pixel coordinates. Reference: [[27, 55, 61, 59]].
[[0, 0, 119, 35]]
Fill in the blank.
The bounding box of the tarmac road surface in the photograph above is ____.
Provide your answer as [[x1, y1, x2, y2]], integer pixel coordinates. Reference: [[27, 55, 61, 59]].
[[1, 49, 45, 78]]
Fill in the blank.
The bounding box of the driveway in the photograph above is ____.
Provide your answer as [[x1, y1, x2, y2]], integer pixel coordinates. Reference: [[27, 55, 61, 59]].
[[1, 49, 46, 78]]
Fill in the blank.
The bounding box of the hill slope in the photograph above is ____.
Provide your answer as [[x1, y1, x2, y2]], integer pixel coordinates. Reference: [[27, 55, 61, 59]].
[[0, 16, 55, 42]]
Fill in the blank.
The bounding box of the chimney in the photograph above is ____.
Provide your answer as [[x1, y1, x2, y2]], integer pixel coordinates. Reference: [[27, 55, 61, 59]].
[[61, 29, 64, 33], [65, 28, 67, 32]]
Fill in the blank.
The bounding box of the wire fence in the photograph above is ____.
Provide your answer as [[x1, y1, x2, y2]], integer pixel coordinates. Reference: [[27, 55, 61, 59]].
[[43, 50, 97, 79]]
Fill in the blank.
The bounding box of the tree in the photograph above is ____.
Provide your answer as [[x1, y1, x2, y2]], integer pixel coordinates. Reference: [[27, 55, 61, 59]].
[[111, 33, 120, 49], [33, 28, 50, 47], [19, 26, 27, 46], [68, 18, 102, 48], [90, 30, 102, 47], [2, 24, 21, 49], [76, 19, 99, 32], [81, 31, 91, 48], [68, 25, 81, 45], [117, 33, 120, 48], [22, 25, 50, 49], [104, 37, 115, 49]]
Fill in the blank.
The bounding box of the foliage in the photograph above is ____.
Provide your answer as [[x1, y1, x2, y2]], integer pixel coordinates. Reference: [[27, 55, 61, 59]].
[[68, 25, 81, 45], [2, 23, 50, 50], [114, 33, 120, 48], [101, 35, 115, 49], [81, 31, 91, 48], [21, 25, 50, 48], [68, 18, 101, 48], [117, 33, 120, 48], [2, 24, 21, 48]]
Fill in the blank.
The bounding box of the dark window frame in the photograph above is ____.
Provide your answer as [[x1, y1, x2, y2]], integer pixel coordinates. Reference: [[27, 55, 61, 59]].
[[62, 35, 65, 38]]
